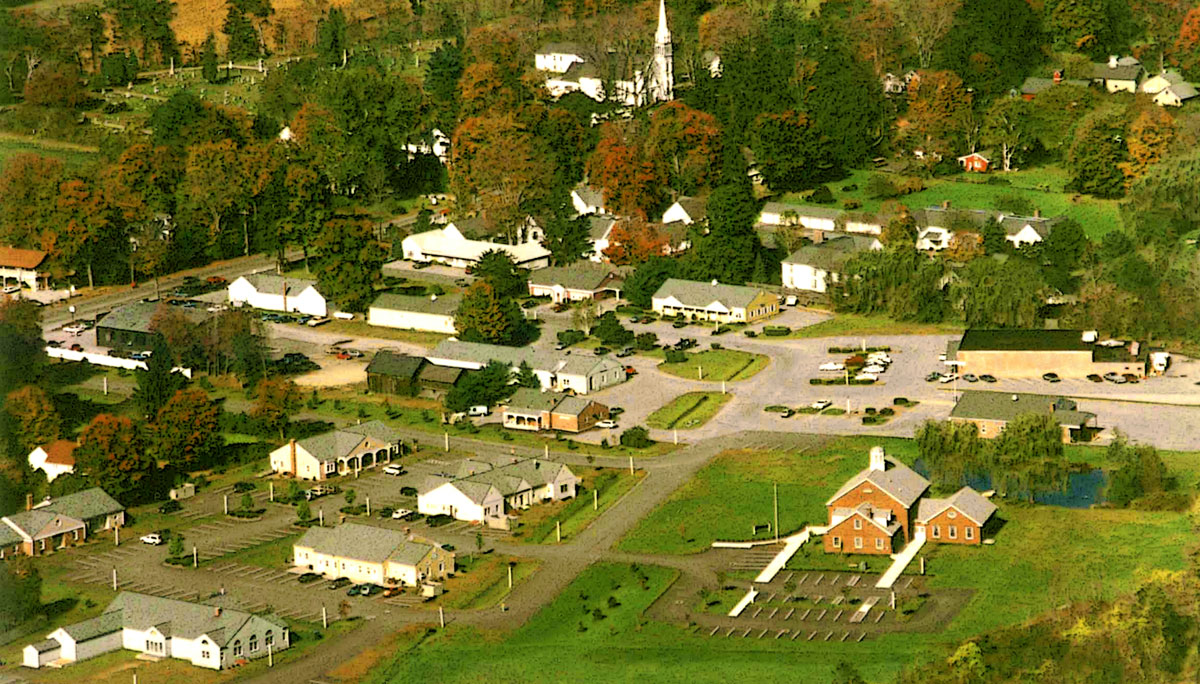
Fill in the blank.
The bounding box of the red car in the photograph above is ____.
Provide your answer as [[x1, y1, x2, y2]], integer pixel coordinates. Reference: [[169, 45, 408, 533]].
[[206, 275, 228, 286], [624, 366, 637, 375], [70, 343, 84, 352]]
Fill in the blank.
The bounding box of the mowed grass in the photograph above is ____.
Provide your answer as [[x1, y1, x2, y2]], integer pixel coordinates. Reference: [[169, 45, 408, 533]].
[[439, 555, 540, 611], [518, 469, 646, 544], [646, 392, 731, 430], [0, 135, 100, 173], [780, 166, 1124, 239], [783, 313, 964, 339], [657, 349, 769, 381], [618, 436, 919, 554]]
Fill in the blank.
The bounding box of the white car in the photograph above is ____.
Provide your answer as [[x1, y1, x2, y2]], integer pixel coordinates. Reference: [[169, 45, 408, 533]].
[[862, 364, 887, 374], [382, 464, 404, 476], [306, 317, 330, 327], [855, 372, 878, 382], [140, 533, 164, 545], [596, 419, 618, 429], [391, 508, 413, 520], [819, 362, 845, 372], [468, 405, 489, 417], [63, 324, 87, 336], [811, 400, 832, 410], [867, 354, 892, 364], [939, 373, 958, 384]]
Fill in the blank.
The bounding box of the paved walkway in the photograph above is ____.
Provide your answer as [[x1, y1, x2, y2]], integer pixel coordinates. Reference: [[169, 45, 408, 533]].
[[876, 531, 926, 589]]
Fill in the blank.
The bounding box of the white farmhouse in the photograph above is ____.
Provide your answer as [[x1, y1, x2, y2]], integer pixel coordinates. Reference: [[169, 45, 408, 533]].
[[782, 235, 882, 293], [27, 440, 77, 483], [228, 273, 327, 317], [400, 223, 550, 270], [661, 196, 706, 225], [368, 292, 459, 335], [23, 592, 288, 670]]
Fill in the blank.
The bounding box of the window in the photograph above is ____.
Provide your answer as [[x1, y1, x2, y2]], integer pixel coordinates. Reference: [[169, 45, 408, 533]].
[[932, 525, 940, 539], [234, 641, 242, 657], [250, 636, 258, 652], [853, 518, 862, 530], [38, 539, 45, 551], [875, 538, 884, 550], [854, 537, 863, 549], [948, 526, 957, 539], [965, 527, 975, 540], [863, 488, 873, 494], [266, 631, 274, 647], [201, 650, 210, 659], [438, 562, 444, 572], [832, 537, 841, 548], [560, 484, 568, 493], [947, 510, 957, 519]]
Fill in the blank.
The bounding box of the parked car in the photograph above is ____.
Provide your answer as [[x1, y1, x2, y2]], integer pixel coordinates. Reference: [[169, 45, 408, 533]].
[[867, 353, 892, 365], [593, 347, 611, 356], [1087, 374, 1104, 383], [925, 372, 942, 382], [1042, 372, 1061, 383], [979, 374, 997, 383], [962, 374, 978, 383], [676, 338, 698, 350], [672, 319, 688, 328], [854, 372, 877, 382], [206, 276, 227, 286], [1122, 373, 1140, 384], [609, 407, 625, 416], [327, 578, 352, 590], [628, 316, 641, 324], [298, 573, 322, 584], [140, 533, 164, 545], [616, 347, 634, 358], [785, 295, 798, 306], [596, 420, 617, 429], [69, 343, 84, 352], [383, 587, 403, 598], [382, 464, 405, 476], [938, 373, 957, 384], [468, 405, 489, 417], [63, 324, 87, 335], [391, 508, 413, 520], [158, 500, 182, 514], [47, 340, 62, 348], [129, 351, 151, 361], [307, 317, 330, 327], [819, 362, 845, 372], [811, 400, 832, 410], [358, 584, 382, 597], [862, 364, 887, 374], [346, 584, 362, 597]]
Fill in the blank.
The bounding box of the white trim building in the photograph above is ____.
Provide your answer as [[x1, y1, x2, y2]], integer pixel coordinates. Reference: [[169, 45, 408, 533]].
[[367, 293, 459, 334], [228, 273, 327, 318]]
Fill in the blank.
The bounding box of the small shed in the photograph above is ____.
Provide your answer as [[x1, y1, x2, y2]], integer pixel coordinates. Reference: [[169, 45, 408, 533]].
[[366, 351, 425, 396], [169, 483, 196, 501], [957, 152, 990, 173]]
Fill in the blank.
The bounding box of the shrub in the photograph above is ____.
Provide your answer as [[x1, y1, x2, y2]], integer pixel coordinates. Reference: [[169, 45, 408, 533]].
[[620, 426, 653, 449], [557, 329, 587, 346], [763, 326, 790, 336], [893, 397, 909, 406], [232, 481, 256, 493], [865, 407, 876, 415], [764, 405, 788, 412], [743, 330, 757, 337], [842, 199, 862, 210], [228, 508, 265, 519], [841, 184, 858, 192], [664, 349, 687, 363], [634, 332, 658, 350], [710, 343, 722, 350], [895, 176, 925, 194], [865, 174, 898, 199], [809, 186, 835, 204], [880, 407, 895, 416]]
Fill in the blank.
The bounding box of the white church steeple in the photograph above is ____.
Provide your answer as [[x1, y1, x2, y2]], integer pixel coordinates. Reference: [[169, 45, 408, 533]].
[[651, 0, 674, 102]]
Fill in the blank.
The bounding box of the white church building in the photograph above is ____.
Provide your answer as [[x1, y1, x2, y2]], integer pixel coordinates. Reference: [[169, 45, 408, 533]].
[[535, 0, 674, 107]]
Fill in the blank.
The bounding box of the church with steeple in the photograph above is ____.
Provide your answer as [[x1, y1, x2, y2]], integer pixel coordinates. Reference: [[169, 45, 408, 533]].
[[534, 0, 674, 107]]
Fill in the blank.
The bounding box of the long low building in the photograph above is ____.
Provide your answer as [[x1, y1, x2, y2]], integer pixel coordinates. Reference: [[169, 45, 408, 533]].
[[269, 421, 402, 481], [949, 390, 1097, 443], [228, 273, 327, 318], [24, 592, 288, 670], [400, 224, 551, 270], [293, 523, 454, 587], [501, 388, 609, 433], [781, 234, 882, 293], [0, 488, 125, 559], [527, 265, 623, 304], [427, 340, 625, 395], [951, 329, 1151, 379], [367, 292, 459, 334], [418, 456, 579, 528], [651, 278, 780, 324]]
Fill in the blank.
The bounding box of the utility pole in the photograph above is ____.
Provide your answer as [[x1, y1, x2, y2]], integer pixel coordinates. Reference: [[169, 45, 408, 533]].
[[556, 521, 561, 543], [112, 568, 117, 591], [629, 456, 634, 475], [508, 564, 513, 589], [193, 546, 198, 567], [593, 489, 598, 511], [223, 494, 228, 515], [269, 482, 274, 502], [444, 432, 449, 452], [322, 605, 328, 628], [773, 483, 780, 543], [439, 606, 445, 628]]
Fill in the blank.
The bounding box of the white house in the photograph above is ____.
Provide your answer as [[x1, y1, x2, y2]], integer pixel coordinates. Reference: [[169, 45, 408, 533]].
[[782, 235, 883, 293], [0, 246, 50, 292], [293, 523, 454, 587], [758, 202, 841, 232], [426, 340, 626, 395], [368, 292, 459, 335], [527, 266, 623, 304], [269, 421, 401, 481], [1089, 55, 1142, 93], [403, 128, 451, 163], [587, 216, 617, 262], [228, 273, 327, 318], [27, 440, 77, 482], [1140, 70, 1199, 107], [571, 182, 608, 216], [661, 196, 706, 225], [650, 279, 780, 324], [400, 224, 551, 270], [535, 42, 587, 73], [24, 592, 288, 670], [418, 456, 578, 527]]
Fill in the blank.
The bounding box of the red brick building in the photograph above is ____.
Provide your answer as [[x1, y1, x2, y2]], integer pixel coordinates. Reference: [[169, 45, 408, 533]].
[[914, 487, 997, 545], [823, 447, 929, 555]]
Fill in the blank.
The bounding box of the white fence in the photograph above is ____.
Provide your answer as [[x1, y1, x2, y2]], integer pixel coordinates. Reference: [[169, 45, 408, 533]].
[[45, 347, 192, 378]]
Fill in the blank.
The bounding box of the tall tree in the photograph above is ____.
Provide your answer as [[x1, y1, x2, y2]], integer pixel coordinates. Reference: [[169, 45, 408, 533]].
[[4, 386, 60, 453], [54, 178, 109, 288], [183, 138, 246, 250], [251, 378, 301, 440], [540, 211, 593, 266], [645, 101, 723, 196], [0, 557, 41, 631], [75, 414, 157, 503], [983, 98, 1035, 172], [149, 389, 222, 469], [602, 216, 668, 266], [315, 8, 348, 67], [312, 216, 386, 313], [904, 70, 973, 159], [0, 154, 64, 250], [586, 121, 664, 217], [133, 336, 185, 418], [454, 281, 531, 346], [895, 0, 960, 68], [749, 110, 839, 192], [200, 32, 219, 83], [473, 250, 526, 299], [450, 114, 555, 240], [934, 0, 1041, 95], [1120, 107, 1175, 184], [1067, 109, 1128, 198], [685, 184, 759, 283], [950, 256, 1047, 328]]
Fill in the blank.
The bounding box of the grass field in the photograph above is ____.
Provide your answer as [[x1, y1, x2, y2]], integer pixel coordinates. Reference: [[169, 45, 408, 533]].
[[658, 349, 769, 381], [781, 166, 1124, 239], [0, 135, 100, 173], [518, 469, 645, 544], [646, 392, 731, 430], [212, 532, 300, 568], [782, 313, 965, 339], [440, 555, 540, 611]]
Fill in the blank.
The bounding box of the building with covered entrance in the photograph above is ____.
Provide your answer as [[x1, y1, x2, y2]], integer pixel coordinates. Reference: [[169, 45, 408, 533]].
[[0, 488, 124, 559], [651, 278, 780, 324], [501, 389, 609, 433], [268, 422, 402, 480], [0, 247, 50, 292], [292, 523, 454, 587]]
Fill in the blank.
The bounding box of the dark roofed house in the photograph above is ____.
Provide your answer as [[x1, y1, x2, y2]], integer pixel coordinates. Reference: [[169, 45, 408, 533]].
[[527, 265, 623, 304], [365, 351, 426, 396], [95, 301, 163, 350], [958, 329, 1092, 353], [501, 388, 610, 433], [1089, 56, 1142, 92], [571, 182, 608, 215], [782, 234, 882, 293], [949, 390, 1096, 443], [417, 364, 463, 398]]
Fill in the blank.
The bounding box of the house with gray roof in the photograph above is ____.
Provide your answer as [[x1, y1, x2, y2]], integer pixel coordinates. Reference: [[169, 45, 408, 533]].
[[1, 488, 124, 559], [823, 447, 931, 555], [782, 234, 883, 293], [528, 266, 623, 304], [293, 523, 454, 587], [571, 182, 608, 216], [268, 421, 402, 481], [426, 340, 625, 395], [1089, 55, 1142, 92], [651, 278, 780, 324], [418, 455, 579, 528], [501, 388, 610, 433], [914, 486, 998, 545], [23, 591, 289, 670], [95, 301, 208, 350], [367, 292, 460, 335], [228, 271, 327, 317], [949, 390, 1097, 443], [662, 196, 707, 225]]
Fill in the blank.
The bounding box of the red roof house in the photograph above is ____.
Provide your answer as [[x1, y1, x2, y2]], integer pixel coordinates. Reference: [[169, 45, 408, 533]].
[[956, 152, 990, 173]]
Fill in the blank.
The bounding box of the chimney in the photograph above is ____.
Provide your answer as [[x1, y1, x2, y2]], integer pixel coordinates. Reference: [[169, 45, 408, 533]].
[[213, 606, 222, 617], [1053, 70, 1062, 84], [1108, 55, 1118, 69], [25, 493, 32, 511], [941, 200, 951, 210], [868, 446, 886, 472], [290, 438, 297, 476]]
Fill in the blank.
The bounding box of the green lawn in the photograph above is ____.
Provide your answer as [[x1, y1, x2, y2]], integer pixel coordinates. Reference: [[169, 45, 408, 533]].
[[210, 532, 301, 569], [440, 556, 540, 610], [782, 313, 964, 339], [657, 349, 769, 381], [646, 392, 732, 430], [619, 436, 916, 554], [779, 166, 1123, 240], [519, 469, 646, 544], [0, 136, 100, 173]]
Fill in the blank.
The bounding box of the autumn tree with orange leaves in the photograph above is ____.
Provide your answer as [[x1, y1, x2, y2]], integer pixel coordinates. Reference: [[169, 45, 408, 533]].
[[646, 101, 723, 195], [588, 122, 665, 217], [602, 216, 668, 265], [451, 114, 556, 240], [149, 389, 223, 469], [75, 414, 158, 503], [904, 70, 973, 160]]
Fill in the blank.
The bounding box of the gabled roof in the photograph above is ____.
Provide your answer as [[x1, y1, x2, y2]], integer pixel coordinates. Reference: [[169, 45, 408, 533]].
[[370, 292, 460, 316], [59, 611, 124, 642], [949, 390, 1095, 428], [999, 215, 1061, 238], [41, 487, 123, 521], [552, 395, 594, 416], [651, 278, 772, 311], [365, 350, 425, 379], [404, 226, 551, 265], [296, 523, 411, 564], [242, 273, 319, 297], [0, 246, 47, 270], [294, 421, 399, 462], [104, 592, 285, 647], [97, 301, 162, 334], [826, 456, 930, 509], [1166, 82, 1199, 100], [832, 502, 901, 535], [2, 510, 59, 539], [444, 479, 501, 504], [418, 364, 463, 385], [783, 235, 879, 271], [1090, 60, 1142, 81], [915, 487, 997, 526], [36, 440, 78, 466], [588, 216, 617, 239], [538, 41, 587, 56], [528, 265, 621, 292], [671, 196, 707, 221], [505, 388, 562, 414], [572, 183, 605, 209]]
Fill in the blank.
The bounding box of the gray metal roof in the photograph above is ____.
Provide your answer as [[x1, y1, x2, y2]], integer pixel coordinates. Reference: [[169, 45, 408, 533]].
[[672, 196, 707, 221], [949, 390, 1096, 428], [365, 351, 425, 379], [651, 278, 772, 310], [527, 266, 621, 292], [761, 202, 842, 220], [505, 388, 562, 413], [827, 456, 930, 509], [296, 523, 431, 566], [60, 611, 124, 642], [44, 488, 124, 521], [1090, 61, 1142, 81], [96, 301, 163, 334], [2, 510, 57, 538], [295, 421, 399, 462], [915, 487, 997, 526], [573, 183, 605, 208], [588, 216, 616, 239], [0, 523, 21, 546], [552, 395, 594, 416], [29, 639, 60, 653], [370, 292, 460, 316], [783, 235, 878, 271], [104, 592, 285, 647]]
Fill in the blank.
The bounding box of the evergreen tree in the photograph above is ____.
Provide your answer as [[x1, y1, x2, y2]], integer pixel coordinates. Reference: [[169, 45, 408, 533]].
[[222, 0, 260, 59], [134, 337, 185, 418], [515, 361, 539, 388], [316, 9, 348, 67], [541, 212, 593, 266], [473, 250, 527, 299], [200, 32, 219, 83], [1067, 110, 1128, 198], [0, 557, 40, 631], [454, 282, 531, 346], [685, 184, 760, 283]]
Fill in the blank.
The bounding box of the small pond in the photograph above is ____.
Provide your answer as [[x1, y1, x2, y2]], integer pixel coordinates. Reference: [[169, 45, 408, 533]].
[[912, 459, 1108, 509]]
